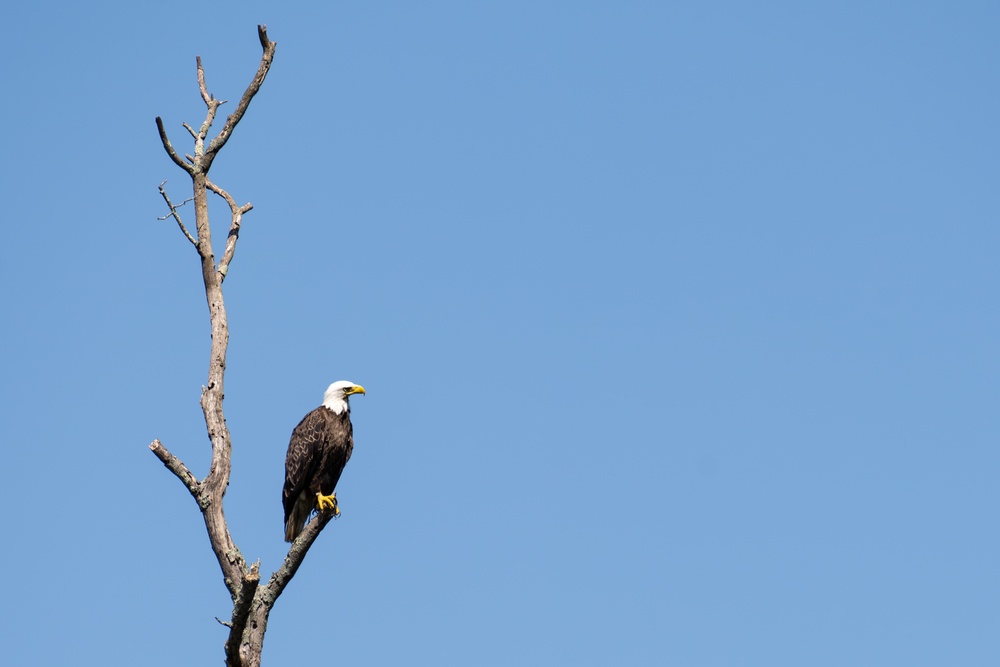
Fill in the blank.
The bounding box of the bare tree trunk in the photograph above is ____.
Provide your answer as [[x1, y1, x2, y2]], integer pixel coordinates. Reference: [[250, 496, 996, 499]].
[[149, 25, 339, 667]]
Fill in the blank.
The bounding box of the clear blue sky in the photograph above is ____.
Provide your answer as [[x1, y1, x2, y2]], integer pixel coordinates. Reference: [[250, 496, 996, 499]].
[[1, 2, 997, 665]]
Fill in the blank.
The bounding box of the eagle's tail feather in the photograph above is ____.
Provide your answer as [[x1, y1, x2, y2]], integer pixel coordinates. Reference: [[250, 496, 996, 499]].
[[284, 494, 312, 542]]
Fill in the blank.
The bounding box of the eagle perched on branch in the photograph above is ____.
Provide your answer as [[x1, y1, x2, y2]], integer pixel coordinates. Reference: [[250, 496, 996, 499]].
[[283, 381, 366, 542]]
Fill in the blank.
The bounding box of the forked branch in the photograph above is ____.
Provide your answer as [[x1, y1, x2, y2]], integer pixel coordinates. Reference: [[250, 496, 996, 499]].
[[233, 511, 339, 664]]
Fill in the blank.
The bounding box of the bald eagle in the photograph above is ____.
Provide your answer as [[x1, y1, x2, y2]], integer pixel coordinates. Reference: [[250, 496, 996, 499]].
[[283, 381, 366, 542]]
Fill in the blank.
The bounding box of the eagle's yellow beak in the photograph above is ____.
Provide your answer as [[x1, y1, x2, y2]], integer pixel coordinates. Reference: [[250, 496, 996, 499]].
[[347, 385, 366, 396]]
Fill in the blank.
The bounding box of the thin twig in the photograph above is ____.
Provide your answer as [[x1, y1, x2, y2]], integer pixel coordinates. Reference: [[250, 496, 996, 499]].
[[156, 197, 194, 219], [156, 182, 198, 246]]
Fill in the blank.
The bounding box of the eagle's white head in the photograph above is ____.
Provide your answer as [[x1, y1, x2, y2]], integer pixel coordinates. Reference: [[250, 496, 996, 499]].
[[322, 380, 366, 414]]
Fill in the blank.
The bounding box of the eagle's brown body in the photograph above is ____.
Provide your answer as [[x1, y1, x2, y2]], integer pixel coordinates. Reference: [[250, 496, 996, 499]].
[[282, 404, 354, 542]]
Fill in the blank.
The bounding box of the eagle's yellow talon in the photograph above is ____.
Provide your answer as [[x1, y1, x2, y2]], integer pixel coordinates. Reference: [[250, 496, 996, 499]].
[[316, 492, 339, 513]]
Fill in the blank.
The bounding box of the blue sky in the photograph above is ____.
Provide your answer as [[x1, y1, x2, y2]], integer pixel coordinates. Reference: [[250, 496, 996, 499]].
[[1, 1, 998, 665]]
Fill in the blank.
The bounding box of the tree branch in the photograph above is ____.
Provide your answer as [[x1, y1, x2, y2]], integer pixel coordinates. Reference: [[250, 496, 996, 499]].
[[157, 181, 198, 246], [205, 25, 276, 162], [155, 117, 195, 175], [196, 55, 214, 107], [270, 511, 337, 596], [151, 433, 246, 599], [193, 56, 225, 157], [206, 176, 253, 281], [149, 439, 200, 500], [235, 511, 337, 663]]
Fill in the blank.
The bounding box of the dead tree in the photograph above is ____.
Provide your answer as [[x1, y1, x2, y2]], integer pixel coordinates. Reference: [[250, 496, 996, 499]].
[[149, 25, 338, 667]]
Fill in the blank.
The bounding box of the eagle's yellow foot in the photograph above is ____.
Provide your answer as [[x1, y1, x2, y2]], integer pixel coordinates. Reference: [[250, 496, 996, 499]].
[[316, 492, 340, 516]]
